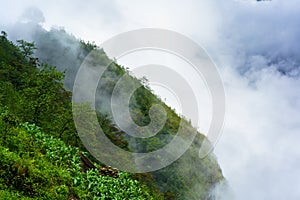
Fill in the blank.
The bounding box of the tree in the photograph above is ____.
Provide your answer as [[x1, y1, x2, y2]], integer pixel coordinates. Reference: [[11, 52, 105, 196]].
[[17, 40, 36, 59], [0, 31, 7, 40]]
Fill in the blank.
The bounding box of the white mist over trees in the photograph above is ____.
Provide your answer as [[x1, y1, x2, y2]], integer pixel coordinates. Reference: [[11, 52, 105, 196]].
[[1, 0, 300, 199]]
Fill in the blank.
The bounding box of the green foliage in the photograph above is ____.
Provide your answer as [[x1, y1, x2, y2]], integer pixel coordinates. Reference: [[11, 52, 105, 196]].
[[0, 108, 161, 199], [16, 40, 36, 59], [0, 33, 27, 66], [0, 34, 78, 146], [0, 29, 224, 199], [0, 34, 162, 199]]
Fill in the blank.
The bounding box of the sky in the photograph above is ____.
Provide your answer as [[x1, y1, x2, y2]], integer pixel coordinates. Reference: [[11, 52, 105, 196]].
[[1, 0, 300, 199]]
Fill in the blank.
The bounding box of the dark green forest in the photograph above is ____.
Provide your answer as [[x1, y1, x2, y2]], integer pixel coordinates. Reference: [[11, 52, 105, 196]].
[[0, 27, 223, 199]]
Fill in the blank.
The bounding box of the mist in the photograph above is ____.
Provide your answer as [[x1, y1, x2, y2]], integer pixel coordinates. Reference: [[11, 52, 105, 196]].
[[1, 0, 300, 199], [214, 1, 300, 199]]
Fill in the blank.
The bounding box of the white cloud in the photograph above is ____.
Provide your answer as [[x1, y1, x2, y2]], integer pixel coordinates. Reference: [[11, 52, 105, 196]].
[[1, 0, 300, 199], [213, 1, 300, 199], [216, 65, 300, 199]]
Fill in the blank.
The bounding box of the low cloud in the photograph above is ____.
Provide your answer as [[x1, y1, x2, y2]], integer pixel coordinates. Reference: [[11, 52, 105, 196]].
[[214, 1, 300, 199], [1, 0, 300, 199]]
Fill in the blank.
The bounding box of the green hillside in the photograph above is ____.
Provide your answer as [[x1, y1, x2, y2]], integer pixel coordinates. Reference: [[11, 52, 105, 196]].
[[0, 28, 223, 199]]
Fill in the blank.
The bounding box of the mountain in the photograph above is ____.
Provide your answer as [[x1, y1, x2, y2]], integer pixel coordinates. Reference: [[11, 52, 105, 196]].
[[0, 25, 224, 199], [0, 30, 164, 200]]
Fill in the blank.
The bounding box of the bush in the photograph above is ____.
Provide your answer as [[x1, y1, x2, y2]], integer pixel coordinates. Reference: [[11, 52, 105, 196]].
[[0, 108, 161, 199]]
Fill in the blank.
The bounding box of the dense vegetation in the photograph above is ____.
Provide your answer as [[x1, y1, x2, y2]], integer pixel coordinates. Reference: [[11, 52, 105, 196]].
[[0, 25, 224, 199], [0, 114, 158, 199], [0, 31, 162, 199]]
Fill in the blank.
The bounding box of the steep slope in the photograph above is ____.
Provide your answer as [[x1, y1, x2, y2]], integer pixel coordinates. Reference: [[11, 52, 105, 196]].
[[0, 32, 163, 199], [2, 23, 224, 199], [29, 26, 224, 199]]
